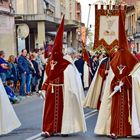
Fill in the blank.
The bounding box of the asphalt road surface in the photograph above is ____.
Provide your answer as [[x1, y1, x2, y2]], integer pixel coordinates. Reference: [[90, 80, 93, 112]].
[[0, 95, 139, 140]]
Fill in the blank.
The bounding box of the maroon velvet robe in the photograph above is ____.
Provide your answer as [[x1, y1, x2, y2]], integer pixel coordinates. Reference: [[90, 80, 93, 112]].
[[42, 74, 64, 134], [110, 76, 132, 137]]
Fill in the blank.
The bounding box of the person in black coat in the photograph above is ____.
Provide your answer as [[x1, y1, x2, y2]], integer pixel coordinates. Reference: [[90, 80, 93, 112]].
[[74, 54, 85, 87], [30, 53, 41, 92], [90, 55, 99, 80]]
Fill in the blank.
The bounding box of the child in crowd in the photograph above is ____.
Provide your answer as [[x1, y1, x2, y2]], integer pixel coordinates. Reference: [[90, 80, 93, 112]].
[[4, 80, 20, 104]]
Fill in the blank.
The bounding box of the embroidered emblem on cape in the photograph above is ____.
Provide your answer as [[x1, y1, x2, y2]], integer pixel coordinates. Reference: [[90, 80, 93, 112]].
[[117, 64, 126, 75], [50, 60, 57, 70]]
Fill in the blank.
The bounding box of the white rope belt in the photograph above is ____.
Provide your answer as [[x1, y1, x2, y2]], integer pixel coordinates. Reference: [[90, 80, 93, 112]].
[[49, 83, 64, 86], [49, 83, 64, 93]]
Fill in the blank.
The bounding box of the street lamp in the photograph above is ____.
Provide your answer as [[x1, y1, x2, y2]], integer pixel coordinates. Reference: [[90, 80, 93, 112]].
[[87, 4, 92, 28], [86, 3, 95, 34], [87, 0, 107, 28]]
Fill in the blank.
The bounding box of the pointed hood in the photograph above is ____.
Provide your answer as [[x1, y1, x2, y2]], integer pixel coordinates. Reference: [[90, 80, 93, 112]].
[[108, 9, 128, 59], [51, 16, 64, 59], [110, 10, 138, 80], [46, 15, 70, 81], [118, 9, 129, 50]]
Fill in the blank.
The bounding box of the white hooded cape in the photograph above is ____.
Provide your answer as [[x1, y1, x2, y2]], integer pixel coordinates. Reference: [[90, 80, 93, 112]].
[[61, 64, 87, 134], [63, 55, 85, 104], [84, 57, 107, 109], [61, 55, 87, 134], [0, 79, 21, 135], [83, 62, 89, 88]]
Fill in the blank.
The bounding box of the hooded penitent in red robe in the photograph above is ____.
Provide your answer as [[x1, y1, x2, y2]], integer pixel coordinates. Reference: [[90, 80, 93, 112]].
[[81, 42, 92, 88], [41, 16, 70, 135], [94, 9, 139, 138], [84, 54, 109, 110], [109, 10, 138, 137]]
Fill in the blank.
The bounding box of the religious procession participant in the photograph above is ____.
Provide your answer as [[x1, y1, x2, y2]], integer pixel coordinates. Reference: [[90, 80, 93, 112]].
[[64, 47, 85, 104], [41, 16, 87, 138], [74, 46, 92, 89], [74, 51, 85, 87], [84, 51, 109, 110], [82, 47, 92, 89], [94, 10, 140, 138], [0, 78, 21, 135]]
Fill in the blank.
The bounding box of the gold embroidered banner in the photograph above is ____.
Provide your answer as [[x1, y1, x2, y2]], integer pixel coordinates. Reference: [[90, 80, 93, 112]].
[[93, 4, 127, 52]]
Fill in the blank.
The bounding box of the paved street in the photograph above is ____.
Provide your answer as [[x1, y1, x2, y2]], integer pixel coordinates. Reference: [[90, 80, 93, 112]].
[[0, 95, 139, 140]]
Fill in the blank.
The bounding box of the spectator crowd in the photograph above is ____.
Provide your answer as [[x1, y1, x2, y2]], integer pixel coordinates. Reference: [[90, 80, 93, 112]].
[[0, 48, 46, 103]]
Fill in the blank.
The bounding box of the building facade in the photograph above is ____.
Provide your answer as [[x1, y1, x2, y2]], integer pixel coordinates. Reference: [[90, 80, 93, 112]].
[[13, 0, 83, 53], [14, 0, 56, 52], [0, 0, 16, 58], [76, 0, 81, 21], [59, 0, 83, 49], [125, 0, 140, 52], [55, 0, 64, 19], [75, 0, 86, 48]]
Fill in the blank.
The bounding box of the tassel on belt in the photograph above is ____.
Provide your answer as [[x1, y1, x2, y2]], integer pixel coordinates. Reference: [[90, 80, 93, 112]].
[[49, 83, 64, 93]]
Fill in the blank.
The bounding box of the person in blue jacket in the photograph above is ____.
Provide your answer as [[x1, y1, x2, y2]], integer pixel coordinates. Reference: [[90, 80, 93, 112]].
[[17, 49, 34, 96], [4, 80, 20, 104]]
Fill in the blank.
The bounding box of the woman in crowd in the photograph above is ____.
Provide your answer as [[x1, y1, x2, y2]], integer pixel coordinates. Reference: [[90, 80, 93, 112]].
[[7, 55, 19, 90]]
